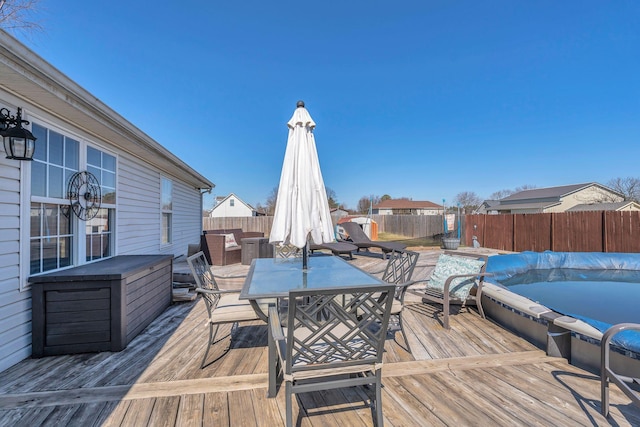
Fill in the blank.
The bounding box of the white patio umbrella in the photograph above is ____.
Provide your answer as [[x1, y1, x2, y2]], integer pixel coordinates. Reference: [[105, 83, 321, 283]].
[[269, 101, 335, 269]]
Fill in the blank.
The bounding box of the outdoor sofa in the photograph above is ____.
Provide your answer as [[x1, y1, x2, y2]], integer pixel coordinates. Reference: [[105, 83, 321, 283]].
[[200, 228, 264, 266]]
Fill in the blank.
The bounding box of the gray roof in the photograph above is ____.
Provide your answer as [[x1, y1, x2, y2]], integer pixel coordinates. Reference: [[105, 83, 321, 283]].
[[500, 183, 596, 202], [495, 201, 561, 211], [483, 200, 500, 207], [567, 202, 636, 212]]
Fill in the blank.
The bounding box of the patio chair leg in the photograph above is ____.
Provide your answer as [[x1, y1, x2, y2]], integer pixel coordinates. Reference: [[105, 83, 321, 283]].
[[200, 323, 217, 368], [443, 298, 451, 329], [200, 323, 233, 369], [286, 382, 293, 427], [374, 370, 383, 427], [398, 314, 412, 353], [476, 293, 486, 319]]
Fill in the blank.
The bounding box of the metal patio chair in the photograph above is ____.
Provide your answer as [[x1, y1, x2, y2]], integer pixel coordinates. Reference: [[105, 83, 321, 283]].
[[367, 249, 420, 352], [409, 251, 490, 329], [601, 323, 640, 417], [272, 243, 304, 259], [269, 284, 395, 427], [187, 251, 270, 368]]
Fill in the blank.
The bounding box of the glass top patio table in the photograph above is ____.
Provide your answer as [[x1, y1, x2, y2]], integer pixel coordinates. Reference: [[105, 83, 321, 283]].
[[239, 256, 385, 300]]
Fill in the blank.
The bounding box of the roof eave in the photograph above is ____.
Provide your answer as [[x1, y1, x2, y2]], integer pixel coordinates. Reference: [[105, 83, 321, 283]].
[[0, 30, 214, 191]]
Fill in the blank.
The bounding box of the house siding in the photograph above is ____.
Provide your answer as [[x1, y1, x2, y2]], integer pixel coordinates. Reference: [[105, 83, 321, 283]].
[[118, 157, 164, 255], [210, 200, 253, 217], [170, 179, 202, 256], [0, 31, 213, 374], [0, 157, 31, 373], [117, 158, 201, 257], [549, 187, 623, 213], [0, 138, 206, 374]]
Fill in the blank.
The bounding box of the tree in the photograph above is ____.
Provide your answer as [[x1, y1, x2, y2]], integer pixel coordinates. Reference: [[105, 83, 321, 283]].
[[357, 195, 381, 214], [264, 186, 341, 214], [0, 0, 42, 33], [264, 187, 278, 215], [325, 187, 338, 209], [488, 189, 514, 200], [606, 177, 640, 202], [489, 185, 537, 200], [453, 191, 482, 214], [380, 194, 392, 202]]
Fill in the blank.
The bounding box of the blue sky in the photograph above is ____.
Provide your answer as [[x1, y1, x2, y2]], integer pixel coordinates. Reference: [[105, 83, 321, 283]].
[[15, 1, 640, 210]]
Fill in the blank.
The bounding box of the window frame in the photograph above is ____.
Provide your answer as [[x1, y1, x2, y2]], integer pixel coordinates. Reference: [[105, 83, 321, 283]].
[[22, 119, 118, 290], [161, 176, 173, 245]]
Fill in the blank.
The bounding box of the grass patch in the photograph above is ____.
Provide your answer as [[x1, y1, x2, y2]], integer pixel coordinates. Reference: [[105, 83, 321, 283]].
[[377, 232, 443, 249]]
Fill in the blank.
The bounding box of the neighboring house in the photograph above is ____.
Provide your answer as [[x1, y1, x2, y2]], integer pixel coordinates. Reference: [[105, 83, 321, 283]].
[[373, 199, 443, 215], [567, 201, 640, 212], [473, 200, 500, 215], [493, 183, 624, 214], [208, 193, 258, 217], [0, 31, 214, 373]]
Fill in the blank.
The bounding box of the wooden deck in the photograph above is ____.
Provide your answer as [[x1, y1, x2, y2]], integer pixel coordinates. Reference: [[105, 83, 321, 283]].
[[1, 249, 639, 426]]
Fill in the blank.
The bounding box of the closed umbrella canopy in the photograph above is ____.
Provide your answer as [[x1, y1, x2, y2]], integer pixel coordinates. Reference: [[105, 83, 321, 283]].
[[269, 101, 335, 250]]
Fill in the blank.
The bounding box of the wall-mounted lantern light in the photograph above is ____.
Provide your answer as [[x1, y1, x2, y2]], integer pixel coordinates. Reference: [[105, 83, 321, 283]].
[[0, 107, 37, 161]]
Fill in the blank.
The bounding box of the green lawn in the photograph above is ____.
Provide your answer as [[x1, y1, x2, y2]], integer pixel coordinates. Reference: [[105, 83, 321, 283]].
[[376, 232, 445, 248]]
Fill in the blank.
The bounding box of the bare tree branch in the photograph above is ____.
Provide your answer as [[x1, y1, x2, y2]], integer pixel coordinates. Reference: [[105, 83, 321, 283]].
[[0, 0, 43, 34], [606, 177, 640, 203], [454, 191, 482, 214]]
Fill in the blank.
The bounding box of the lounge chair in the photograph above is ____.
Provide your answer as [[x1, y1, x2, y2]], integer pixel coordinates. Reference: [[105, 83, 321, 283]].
[[339, 221, 407, 258], [409, 251, 491, 329], [308, 241, 358, 259]]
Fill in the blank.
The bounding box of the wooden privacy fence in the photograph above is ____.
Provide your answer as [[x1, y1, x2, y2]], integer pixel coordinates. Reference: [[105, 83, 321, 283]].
[[203, 214, 446, 240], [203, 216, 276, 235], [464, 211, 640, 253]]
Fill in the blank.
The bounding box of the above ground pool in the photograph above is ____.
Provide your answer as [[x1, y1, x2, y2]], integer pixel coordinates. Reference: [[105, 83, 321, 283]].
[[485, 251, 640, 355], [498, 268, 640, 326]]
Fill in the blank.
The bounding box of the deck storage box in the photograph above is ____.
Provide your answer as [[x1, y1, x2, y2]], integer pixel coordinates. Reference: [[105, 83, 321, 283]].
[[30, 255, 173, 357]]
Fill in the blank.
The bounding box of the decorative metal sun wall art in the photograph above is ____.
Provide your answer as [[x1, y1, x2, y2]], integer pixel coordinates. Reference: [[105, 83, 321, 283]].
[[67, 171, 101, 220]]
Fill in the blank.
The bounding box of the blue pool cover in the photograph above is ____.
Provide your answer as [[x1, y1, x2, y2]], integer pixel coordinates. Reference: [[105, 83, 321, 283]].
[[486, 251, 640, 353]]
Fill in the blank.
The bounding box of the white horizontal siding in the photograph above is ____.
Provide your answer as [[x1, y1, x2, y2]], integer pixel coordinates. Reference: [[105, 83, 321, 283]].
[[0, 154, 29, 373], [117, 156, 162, 255], [117, 156, 203, 257], [170, 180, 202, 257]]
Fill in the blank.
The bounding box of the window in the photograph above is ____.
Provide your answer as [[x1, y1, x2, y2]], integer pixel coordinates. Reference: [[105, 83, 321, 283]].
[[230, 198, 235, 207], [85, 208, 114, 261], [86, 146, 116, 262], [161, 177, 172, 244], [30, 124, 78, 275], [87, 146, 116, 204], [29, 123, 116, 276], [30, 203, 73, 274], [31, 124, 79, 199]]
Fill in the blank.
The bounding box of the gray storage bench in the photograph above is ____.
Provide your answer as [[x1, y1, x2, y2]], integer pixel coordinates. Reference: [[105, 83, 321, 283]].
[[30, 255, 173, 357]]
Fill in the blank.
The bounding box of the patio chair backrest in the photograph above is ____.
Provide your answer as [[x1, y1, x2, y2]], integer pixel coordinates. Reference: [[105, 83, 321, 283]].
[[381, 249, 419, 286], [272, 243, 303, 259], [431, 251, 488, 299], [284, 284, 395, 375], [340, 222, 370, 243], [187, 251, 220, 296]]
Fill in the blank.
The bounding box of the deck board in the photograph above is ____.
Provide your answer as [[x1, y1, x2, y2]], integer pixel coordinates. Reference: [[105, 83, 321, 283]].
[[0, 249, 639, 426]]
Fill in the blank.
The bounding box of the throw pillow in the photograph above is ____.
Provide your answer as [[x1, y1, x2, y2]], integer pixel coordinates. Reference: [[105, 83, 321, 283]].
[[224, 233, 239, 249], [429, 253, 485, 300]]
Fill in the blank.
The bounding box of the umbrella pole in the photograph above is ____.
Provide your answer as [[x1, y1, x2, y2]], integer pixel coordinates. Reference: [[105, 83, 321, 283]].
[[302, 244, 308, 270]]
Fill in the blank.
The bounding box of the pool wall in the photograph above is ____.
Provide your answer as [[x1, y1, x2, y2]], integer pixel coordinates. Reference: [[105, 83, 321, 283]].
[[482, 251, 640, 378]]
